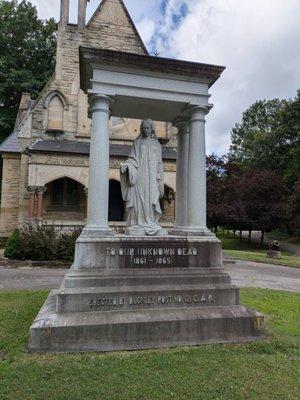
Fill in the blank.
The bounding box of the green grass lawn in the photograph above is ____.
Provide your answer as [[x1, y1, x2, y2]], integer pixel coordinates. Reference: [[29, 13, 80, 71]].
[[0, 289, 299, 400], [218, 232, 300, 267]]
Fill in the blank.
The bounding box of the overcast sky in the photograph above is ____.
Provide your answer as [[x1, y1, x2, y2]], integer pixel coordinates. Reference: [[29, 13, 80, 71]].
[[22, 0, 300, 155]]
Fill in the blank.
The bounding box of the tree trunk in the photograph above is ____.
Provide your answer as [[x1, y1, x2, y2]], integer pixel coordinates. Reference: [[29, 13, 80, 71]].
[[239, 230, 242, 242], [227, 228, 230, 236], [248, 230, 252, 244], [214, 226, 218, 234], [261, 231, 264, 244]]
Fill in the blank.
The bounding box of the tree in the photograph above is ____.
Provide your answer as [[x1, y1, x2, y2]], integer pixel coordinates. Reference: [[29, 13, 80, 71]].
[[230, 93, 300, 187], [276, 90, 300, 187], [224, 169, 294, 242], [0, 0, 57, 141], [207, 155, 244, 234], [207, 154, 227, 232]]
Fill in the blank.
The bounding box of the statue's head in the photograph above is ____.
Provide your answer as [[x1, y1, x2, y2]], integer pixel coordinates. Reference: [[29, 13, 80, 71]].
[[140, 119, 156, 139]]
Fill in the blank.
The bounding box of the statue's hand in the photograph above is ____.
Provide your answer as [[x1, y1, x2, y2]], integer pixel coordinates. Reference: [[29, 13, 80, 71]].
[[120, 163, 128, 174]]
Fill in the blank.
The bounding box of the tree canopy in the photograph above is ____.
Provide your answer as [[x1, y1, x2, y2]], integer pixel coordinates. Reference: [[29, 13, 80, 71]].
[[0, 0, 57, 141], [207, 156, 295, 239], [230, 92, 300, 187]]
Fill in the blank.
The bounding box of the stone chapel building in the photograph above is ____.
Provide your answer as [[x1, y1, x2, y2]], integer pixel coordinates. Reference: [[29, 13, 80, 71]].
[[0, 0, 177, 240]]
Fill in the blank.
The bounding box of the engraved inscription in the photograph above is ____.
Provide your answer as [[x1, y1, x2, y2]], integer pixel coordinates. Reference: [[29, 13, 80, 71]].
[[106, 246, 198, 267], [89, 293, 214, 309], [106, 247, 198, 256]]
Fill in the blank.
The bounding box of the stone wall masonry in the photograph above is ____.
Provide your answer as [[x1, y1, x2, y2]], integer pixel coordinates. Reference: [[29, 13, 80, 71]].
[[31, 4, 147, 138], [18, 154, 30, 227], [8, 2, 177, 240], [0, 155, 21, 237]]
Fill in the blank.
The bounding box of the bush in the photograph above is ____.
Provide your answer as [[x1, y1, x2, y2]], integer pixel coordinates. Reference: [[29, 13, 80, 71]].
[[57, 227, 83, 261], [4, 223, 82, 261], [4, 229, 23, 260]]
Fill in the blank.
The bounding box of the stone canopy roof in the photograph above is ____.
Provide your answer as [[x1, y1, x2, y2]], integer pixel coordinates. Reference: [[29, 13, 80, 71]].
[[28, 140, 177, 160], [80, 47, 226, 92]]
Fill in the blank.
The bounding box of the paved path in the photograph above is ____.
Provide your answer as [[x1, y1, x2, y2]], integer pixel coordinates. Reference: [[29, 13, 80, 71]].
[[225, 260, 300, 292], [241, 230, 300, 256], [0, 261, 299, 292], [0, 267, 67, 291]]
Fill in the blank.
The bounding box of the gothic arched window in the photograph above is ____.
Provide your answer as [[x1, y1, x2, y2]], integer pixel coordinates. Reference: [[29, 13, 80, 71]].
[[48, 96, 64, 130], [44, 90, 68, 132]]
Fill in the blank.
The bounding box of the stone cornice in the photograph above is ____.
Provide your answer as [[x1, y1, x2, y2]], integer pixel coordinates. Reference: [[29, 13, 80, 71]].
[[80, 47, 225, 93]]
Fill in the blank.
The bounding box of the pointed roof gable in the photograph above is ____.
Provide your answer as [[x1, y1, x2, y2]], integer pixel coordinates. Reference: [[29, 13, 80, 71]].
[[87, 0, 148, 55], [0, 131, 21, 154]]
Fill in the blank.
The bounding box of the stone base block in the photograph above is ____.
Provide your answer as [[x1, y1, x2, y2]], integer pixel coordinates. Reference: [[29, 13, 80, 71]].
[[169, 228, 215, 237], [29, 290, 265, 353], [80, 226, 114, 238], [266, 250, 282, 259], [64, 268, 231, 289], [72, 235, 222, 269], [29, 235, 265, 353], [56, 284, 239, 313]]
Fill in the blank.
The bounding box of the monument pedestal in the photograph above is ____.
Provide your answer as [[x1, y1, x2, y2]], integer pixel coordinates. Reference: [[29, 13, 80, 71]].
[[29, 236, 265, 352]]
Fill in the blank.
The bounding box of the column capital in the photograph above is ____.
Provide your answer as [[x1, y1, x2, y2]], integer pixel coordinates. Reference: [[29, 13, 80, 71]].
[[187, 105, 213, 121], [89, 94, 115, 116], [36, 186, 47, 194], [189, 105, 212, 114], [27, 185, 36, 193], [172, 117, 190, 132], [27, 185, 47, 194]]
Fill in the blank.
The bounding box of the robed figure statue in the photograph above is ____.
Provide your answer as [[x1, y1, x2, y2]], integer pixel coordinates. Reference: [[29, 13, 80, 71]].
[[120, 119, 167, 236]]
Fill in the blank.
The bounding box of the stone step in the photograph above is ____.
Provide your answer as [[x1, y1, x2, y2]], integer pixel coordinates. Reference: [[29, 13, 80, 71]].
[[56, 284, 239, 313], [29, 290, 265, 353], [67, 267, 227, 277], [64, 273, 231, 288]]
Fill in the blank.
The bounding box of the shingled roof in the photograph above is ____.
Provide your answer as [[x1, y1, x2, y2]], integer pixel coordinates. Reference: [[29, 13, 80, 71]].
[[28, 140, 177, 160], [0, 131, 21, 154]]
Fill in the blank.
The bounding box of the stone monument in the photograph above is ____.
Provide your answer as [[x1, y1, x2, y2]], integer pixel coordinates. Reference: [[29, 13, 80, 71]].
[[29, 48, 265, 352], [120, 119, 167, 237]]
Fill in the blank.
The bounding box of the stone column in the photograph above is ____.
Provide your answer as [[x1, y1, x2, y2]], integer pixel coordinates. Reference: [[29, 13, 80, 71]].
[[27, 186, 36, 219], [60, 0, 70, 25], [186, 106, 212, 236], [169, 118, 189, 233], [36, 186, 46, 219], [81, 95, 114, 237], [78, 0, 87, 29]]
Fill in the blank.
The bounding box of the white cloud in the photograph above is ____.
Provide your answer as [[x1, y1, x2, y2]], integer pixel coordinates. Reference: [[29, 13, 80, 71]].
[[23, 0, 60, 20], [152, 0, 300, 154], [136, 17, 156, 44]]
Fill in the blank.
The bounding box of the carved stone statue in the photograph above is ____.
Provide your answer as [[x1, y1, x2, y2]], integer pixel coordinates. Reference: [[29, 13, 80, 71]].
[[120, 119, 167, 236]]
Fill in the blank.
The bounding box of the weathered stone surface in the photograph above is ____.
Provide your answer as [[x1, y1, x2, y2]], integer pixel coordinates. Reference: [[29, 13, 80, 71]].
[[56, 284, 239, 313], [0, 154, 21, 237], [29, 290, 265, 353], [64, 268, 231, 288], [29, 235, 265, 352], [267, 250, 282, 259], [72, 235, 223, 269], [120, 119, 166, 236]]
